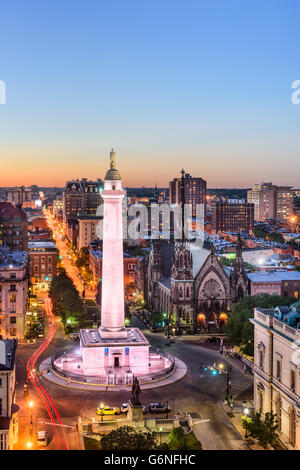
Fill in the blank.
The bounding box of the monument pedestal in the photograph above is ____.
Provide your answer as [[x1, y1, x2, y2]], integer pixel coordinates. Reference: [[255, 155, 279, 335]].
[[127, 400, 144, 426]]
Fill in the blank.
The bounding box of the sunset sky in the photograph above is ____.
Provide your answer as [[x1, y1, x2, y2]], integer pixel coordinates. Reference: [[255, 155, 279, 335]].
[[0, 0, 300, 188]]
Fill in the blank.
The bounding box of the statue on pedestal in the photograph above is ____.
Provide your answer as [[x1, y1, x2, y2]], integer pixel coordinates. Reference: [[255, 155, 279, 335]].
[[130, 376, 141, 406]]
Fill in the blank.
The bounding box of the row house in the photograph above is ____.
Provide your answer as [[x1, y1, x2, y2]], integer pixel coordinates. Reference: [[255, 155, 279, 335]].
[[0, 248, 29, 340]]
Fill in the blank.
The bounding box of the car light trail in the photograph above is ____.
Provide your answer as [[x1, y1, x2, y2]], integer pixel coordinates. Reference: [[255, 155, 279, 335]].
[[26, 297, 69, 450]]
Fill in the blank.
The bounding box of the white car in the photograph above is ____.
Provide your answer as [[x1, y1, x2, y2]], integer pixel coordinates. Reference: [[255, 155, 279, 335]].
[[37, 431, 48, 447], [148, 402, 171, 414], [121, 403, 146, 414]]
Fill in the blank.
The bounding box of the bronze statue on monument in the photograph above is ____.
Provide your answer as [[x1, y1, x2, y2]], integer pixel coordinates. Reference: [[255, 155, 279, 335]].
[[130, 376, 141, 406]]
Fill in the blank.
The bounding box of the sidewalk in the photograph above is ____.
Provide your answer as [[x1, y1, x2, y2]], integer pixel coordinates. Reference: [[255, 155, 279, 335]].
[[39, 356, 187, 392]]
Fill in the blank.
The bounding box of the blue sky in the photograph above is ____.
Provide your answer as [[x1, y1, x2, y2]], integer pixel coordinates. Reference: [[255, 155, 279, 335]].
[[0, 0, 300, 187]]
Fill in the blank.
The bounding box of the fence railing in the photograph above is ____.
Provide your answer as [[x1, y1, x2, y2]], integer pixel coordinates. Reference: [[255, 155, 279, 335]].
[[51, 349, 175, 385]]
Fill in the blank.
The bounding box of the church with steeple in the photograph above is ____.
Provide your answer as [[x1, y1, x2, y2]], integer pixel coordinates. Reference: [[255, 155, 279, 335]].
[[147, 233, 249, 331], [147, 169, 248, 330]]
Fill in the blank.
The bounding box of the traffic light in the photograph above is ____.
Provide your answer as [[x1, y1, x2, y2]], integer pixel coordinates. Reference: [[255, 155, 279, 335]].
[[211, 369, 218, 376]]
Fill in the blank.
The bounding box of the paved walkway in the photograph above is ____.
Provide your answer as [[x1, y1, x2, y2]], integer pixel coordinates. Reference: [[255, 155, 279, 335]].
[[39, 357, 187, 392]]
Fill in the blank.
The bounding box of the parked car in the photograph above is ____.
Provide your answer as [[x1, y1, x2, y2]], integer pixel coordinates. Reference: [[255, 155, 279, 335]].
[[205, 336, 220, 343], [148, 402, 170, 414], [96, 406, 121, 416], [121, 403, 146, 414]]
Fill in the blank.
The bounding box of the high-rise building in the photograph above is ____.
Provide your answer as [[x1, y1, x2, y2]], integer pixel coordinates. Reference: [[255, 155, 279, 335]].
[[63, 178, 103, 227], [247, 182, 293, 222], [169, 170, 207, 218], [0, 202, 28, 251], [211, 201, 254, 233], [6, 187, 32, 208]]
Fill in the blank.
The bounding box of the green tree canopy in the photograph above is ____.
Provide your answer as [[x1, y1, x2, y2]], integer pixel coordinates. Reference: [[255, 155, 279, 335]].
[[241, 412, 280, 449], [226, 294, 294, 355], [100, 426, 158, 450]]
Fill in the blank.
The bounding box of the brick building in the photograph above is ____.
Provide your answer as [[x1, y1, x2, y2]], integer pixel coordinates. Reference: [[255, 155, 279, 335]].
[[248, 271, 300, 298], [169, 170, 206, 219], [28, 241, 57, 290], [0, 202, 28, 251], [89, 249, 137, 297], [211, 201, 254, 233]]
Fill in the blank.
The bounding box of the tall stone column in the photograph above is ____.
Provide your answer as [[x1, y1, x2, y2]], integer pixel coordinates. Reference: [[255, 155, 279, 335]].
[[100, 150, 127, 338]]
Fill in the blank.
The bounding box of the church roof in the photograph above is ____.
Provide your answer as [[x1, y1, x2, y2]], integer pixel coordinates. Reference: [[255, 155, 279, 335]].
[[189, 242, 210, 278], [157, 277, 171, 290], [160, 242, 175, 277]]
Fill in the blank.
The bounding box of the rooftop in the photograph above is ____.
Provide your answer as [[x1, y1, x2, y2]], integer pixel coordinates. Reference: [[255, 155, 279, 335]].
[[0, 247, 28, 268], [0, 339, 17, 371], [80, 327, 149, 347], [28, 240, 57, 250], [248, 270, 300, 283], [0, 202, 27, 222]]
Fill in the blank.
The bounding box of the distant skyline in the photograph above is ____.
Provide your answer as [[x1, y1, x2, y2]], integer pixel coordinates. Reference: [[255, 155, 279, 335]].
[[1, 0, 300, 188]]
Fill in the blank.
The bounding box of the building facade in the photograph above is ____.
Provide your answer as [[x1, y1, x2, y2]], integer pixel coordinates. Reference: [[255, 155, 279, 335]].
[[211, 201, 254, 233], [90, 249, 137, 297], [250, 305, 300, 449], [169, 170, 207, 219], [247, 183, 293, 222], [248, 271, 300, 298], [0, 202, 28, 252], [0, 248, 29, 340], [147, 234, 248, 330], [77, 215, 102, 250], [28, 241, 57, 290], [0, 339, 18, 450]]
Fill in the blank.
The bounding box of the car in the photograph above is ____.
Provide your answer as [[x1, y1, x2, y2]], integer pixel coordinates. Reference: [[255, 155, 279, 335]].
[[37, 430, 48, 447], [121, 403, 146, 414], [205, 336, 220, 343], [96, 406, 121, 416], [148, 402, 170, 414]]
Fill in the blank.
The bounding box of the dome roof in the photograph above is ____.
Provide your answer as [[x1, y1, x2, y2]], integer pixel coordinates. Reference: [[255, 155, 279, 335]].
[[104, 167, 121, 181], [105, 148, 121, 181]]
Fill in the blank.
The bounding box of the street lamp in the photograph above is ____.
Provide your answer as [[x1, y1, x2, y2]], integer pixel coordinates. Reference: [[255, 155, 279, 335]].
[[159, 426, 162, 445], [29, 400, 34, 425]]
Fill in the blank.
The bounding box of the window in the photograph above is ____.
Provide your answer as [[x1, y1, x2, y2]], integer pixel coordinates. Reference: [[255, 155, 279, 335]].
[[10, 305, 16, 313], [10, 294, 16, 303], [9, 328, 16, 337], [10, 317, 16, 324], [9, 285, 16, 292], [48, 257, 52, 263], [35, 266, 39, 272], [276, 360, 281, 381], [0, 398, 2, 415], [290, 369, 295, 392]]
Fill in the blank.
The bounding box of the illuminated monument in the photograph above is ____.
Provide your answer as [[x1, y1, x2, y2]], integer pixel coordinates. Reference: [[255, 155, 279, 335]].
[[79, 150, 152, 377]]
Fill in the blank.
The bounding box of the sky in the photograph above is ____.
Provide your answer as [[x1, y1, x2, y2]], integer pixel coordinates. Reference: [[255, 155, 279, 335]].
[[0, 0, 300, 188]]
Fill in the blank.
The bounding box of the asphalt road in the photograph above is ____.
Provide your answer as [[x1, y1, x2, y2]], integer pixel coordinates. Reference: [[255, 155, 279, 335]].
[[16, 310, 252, 450]]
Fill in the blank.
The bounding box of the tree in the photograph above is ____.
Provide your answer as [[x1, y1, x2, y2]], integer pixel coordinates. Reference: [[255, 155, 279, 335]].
[[100, 426, 158, 450], [168, 427, 202, 450], [226, 294, 294, 355], [241, 412, 280, 449]]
